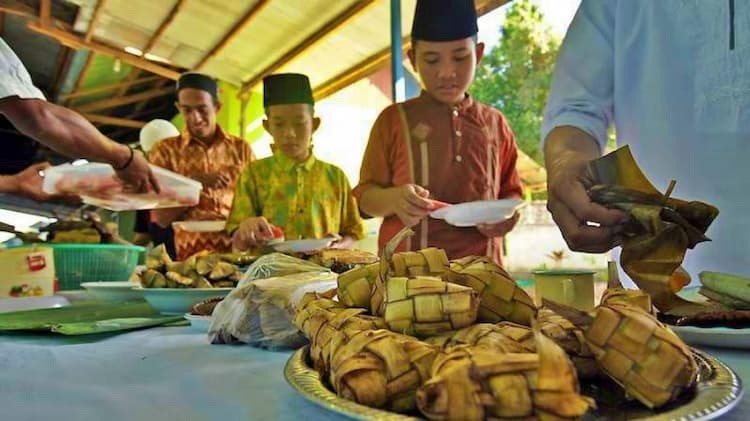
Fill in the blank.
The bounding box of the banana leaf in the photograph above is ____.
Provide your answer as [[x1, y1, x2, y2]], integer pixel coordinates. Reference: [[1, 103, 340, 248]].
[[0, 301, 186, 334], [586, 146, 720, 315]]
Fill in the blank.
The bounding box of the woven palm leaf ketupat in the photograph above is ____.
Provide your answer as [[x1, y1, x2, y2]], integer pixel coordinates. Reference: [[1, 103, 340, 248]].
[[337, 263, 380, 308], [292, 292, 386, 376], [584, 301, 698, 408], [423, 323, 529, 353], [328, 328, 438, 413], [600, 261, 655, 315], [369, 227, 479, 337], [537, 308, 600, 379], [417, 324, 595, 420], [383, 275, 480, 337], [444, 255, 536, 325], [494, 321, 537, 352]]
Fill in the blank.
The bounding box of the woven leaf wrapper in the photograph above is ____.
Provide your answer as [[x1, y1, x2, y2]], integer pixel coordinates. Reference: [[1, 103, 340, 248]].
[[337, 263, 380, 309], [338, 247, 448, 310], [537, 308, 600, 379], [584, 301, 698, 408], [585, 146, 718, 315], [292, 292, 386, 376], [329, 328, 439, 413], [371, 227, 479, 337], [444, 255, 536, 325], [417, 325, 595, 420], [599, 261, 655, 315], [424, 323, 529, 353]]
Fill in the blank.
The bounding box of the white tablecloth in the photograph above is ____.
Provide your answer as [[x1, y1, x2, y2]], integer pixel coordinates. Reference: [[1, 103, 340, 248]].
[[0, 326, 745, 420]]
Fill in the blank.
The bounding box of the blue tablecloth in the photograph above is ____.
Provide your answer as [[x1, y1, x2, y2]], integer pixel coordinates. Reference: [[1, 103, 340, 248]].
[[0, 326, 746, 420]]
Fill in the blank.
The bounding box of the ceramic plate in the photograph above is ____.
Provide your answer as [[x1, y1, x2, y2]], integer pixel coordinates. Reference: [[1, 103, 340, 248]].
[[136, 287, 232, 315], [667, 287, 750, 349], [183, 313, 211, 332], [81, 282, 144, 302], [429, 198, 526, 227], [272, 239, 334, 253], [285, 346, 742, 421]]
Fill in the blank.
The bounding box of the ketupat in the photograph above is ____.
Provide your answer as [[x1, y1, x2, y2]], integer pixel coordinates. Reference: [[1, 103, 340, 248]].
[[329, 328, 438, 413], [382, 276, 479, 337], [390, 247, 449, 277], [600, 261, 655, 314], [537, 308, 600, 379], [424, 323, 528, 353], [369, 228, 479, 337], [444, 256, 536, 325], [292, 292, 386, 376], [584, 300, 698, 408], [417, 324, 595, 420], [337, 263, 379, 309]]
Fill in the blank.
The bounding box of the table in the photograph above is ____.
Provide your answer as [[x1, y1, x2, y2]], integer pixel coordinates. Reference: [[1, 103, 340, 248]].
[[0, 326, 745, 421]]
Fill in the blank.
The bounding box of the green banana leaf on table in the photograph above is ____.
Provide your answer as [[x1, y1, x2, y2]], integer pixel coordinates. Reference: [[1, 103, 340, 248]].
[[585, 146, 720, 315], [0, 301, 186, 335]]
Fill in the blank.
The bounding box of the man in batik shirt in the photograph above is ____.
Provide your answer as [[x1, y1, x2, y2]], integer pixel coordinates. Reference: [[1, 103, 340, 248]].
[[227, 73, 365, 250], [149, 72, 254, 236]]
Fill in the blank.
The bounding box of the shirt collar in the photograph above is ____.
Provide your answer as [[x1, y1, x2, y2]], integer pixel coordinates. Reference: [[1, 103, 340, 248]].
[[179, 124, 229, 148], [274, 150, 317, 171], [418, 90, 474, 112]]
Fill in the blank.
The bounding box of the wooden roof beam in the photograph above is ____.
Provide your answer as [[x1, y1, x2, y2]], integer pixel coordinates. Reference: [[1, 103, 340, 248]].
[[194, 0, 270, 70], [75, 86, 174, 113], [84, 0, 106, 43], [238, 0, 377, 98], [39, 0, 50, 26], [59, 75, 161, 100], [142, 0, 187, 54], [27, 22, 181, 80], [65, 51, 94, 106], [314, 0, 509, 101], [83, 113, 146, 128]]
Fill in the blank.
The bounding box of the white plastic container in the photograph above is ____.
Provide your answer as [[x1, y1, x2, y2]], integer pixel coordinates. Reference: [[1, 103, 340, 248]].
[[42, 163, 202, 211]]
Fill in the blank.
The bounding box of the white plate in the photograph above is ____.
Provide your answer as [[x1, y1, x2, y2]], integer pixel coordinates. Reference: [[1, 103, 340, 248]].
[[272, 239, 333, 253], [430, 198, 526, 227], [136, 287, 232, 315], [81, 282, 144, 302], [670, 325, 750, 349], [0, 296, 70, 314], [668, 286, 750, 349], [184, 313, 211, 333]]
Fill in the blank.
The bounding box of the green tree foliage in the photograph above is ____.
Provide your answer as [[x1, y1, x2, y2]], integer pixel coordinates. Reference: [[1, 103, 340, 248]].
[[471, 0, 561, 165]]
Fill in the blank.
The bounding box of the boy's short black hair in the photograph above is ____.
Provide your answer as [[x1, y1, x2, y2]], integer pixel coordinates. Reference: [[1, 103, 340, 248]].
[[264, 104, 315, 118], [412, 34, 479, 50]]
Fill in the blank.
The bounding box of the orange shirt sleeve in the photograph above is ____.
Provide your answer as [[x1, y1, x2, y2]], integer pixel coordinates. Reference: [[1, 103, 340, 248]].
[[496, 113, 524, 199], [352, 107, 397, 202]]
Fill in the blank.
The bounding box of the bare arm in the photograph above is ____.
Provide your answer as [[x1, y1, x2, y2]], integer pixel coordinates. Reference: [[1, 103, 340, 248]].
[[544, 125, 626, 252], [0, 98, 158, 192]]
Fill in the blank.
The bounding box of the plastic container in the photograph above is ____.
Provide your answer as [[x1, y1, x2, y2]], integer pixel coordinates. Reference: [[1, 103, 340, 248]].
[[47, 244, 144, 290], [42, 163, 202, 211], [172, 220, 232, 261]]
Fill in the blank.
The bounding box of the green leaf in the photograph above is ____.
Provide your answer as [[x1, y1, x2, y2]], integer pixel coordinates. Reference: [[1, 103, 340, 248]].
[[50, 316, 187, 335], [0, 302, 159, 331]]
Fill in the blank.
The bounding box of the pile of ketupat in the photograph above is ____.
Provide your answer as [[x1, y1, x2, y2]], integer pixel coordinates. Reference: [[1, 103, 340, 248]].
[[292, 227, 698, 420]]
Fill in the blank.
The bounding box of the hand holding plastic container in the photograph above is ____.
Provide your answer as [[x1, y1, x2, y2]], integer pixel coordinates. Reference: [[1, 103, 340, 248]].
[[42, 162, 202, 211]]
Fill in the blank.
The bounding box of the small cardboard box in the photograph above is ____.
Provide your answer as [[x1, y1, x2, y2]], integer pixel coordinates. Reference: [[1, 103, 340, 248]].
[[0, 246, 56, 298]]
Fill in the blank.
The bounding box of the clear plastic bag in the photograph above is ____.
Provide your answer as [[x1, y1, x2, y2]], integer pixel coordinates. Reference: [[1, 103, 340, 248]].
[[239, 253, 328, 283], [208, 271, 337, 350]]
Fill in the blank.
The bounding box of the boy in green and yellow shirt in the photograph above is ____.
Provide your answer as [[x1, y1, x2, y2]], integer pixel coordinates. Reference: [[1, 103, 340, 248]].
[[227, 73, 365, 250]]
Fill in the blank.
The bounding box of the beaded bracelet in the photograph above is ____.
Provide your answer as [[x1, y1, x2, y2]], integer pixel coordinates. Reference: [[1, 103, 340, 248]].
[[113, 146, 135, 171]]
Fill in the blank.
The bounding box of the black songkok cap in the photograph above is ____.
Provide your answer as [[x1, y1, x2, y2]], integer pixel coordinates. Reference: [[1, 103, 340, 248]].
[[411, 0, 478, 42], [176, 72, 218, 99], [262, 73, 314, 108]]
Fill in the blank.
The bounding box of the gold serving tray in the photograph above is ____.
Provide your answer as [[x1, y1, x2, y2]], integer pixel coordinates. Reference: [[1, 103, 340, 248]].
[[284, 345, 742, 420]]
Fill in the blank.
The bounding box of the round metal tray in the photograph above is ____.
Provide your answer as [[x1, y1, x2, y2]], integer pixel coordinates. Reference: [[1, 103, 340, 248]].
[[284, 346, 743, 421]]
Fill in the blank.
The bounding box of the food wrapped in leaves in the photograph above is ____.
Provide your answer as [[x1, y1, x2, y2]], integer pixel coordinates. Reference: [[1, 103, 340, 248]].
[[424, 323, 528, 353], [443, 256, 536, 325], [417, 325, 595, 420]]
